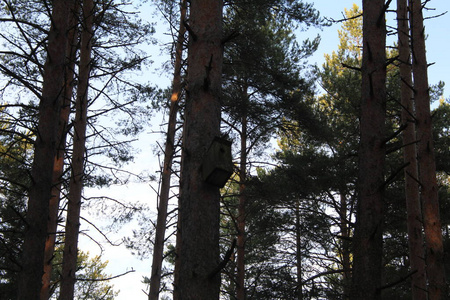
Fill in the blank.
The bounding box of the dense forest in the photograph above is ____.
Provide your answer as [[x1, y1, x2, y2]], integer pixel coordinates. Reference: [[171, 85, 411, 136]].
[[0, 0, 449, 300]]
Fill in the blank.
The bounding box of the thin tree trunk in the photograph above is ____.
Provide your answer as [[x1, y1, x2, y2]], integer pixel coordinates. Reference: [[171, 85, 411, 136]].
[[149, 1, 186, 299], [17, 0, 74, 298], [59, 0, 94, 298], [236, 105, 247, 300], [40, 4, 79, 299], [351, 0, 386, 299], [174, 0, 223, 298], [397, 1, 427, 299], [339, 192, 351, 299], [409, 1, 447, 299], [295, 201, 303, 300]]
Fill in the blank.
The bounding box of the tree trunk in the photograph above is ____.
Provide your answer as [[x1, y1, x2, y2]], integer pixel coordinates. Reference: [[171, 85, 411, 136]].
[[409, 1, 447, 299], [236, 104, 247, 300], [397, 1, 427, 299], [174, 0, 223, 298], [40, 4, 79, 299], [17, 0, 74, 298], [339, 192, 351, 299], [149, 1, 186, 299], [59, 0, 94, 298], [295, 201, 303, 300], [351, 0, 386, 299]]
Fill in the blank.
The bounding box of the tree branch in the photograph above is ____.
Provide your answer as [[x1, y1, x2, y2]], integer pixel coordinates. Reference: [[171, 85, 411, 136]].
[[76, 269, 135, 282]]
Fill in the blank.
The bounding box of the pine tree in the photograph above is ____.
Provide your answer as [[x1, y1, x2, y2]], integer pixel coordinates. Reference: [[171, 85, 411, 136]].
[[174, 0, 224, 299], [149, 1, 187, 299], [409, 0, 447, 298], [221, 1, 321, 298], [397, 0, 427, 298], [41, 3, 79, 298], [17, 1, 75, 298], [351, 0, 387, 299], [59, 0, 94, 298]]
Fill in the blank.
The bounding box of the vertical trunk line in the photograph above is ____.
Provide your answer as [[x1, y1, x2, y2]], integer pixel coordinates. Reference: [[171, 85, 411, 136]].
[[351, 0, 387, 299], [17, 0, 74, 298], [175, 0, 224, 299], [149, 1, 187, 299], [40, 3, 79, 299], [59, 0, 94, 298], [295, 201, 303, 300], [409, 1, 447, 299], [236, 93, 248, 300], [339, 192, 351, 299], [397, 1, 427, 299]]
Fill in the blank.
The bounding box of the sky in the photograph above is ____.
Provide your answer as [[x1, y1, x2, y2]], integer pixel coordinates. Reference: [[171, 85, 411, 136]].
[[79, 1, 450, 299]]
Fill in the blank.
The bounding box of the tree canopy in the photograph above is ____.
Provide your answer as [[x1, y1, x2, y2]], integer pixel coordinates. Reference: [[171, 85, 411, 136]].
[[0, 1, 449, 299]]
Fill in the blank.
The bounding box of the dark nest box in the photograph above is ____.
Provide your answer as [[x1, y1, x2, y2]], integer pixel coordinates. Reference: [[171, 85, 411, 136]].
[[202, 136, 233, 188]]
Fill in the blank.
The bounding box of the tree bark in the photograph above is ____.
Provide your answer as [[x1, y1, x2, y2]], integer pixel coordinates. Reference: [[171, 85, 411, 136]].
[[174, 0, 223, 299], [236, 101, 247, 300], [351, 0, 386, 299], [40, 4, 79, 299], [17, 0, 74, 298], [409, 1, 448, 299], [149, 1, 186, 299], [397, 1, 427, 299], [59, 0, 94, 298]]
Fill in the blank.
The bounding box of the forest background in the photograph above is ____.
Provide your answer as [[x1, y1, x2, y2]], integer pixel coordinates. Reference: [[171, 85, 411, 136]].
[[91, 0, 450, 299], [1, 0, 449, 299], [69, 0, 450, 298], [82, 0, 450, 300]]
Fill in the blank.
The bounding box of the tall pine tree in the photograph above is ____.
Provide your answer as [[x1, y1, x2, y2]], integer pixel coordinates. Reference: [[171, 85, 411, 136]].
[[174, 0, 224, 299], [351, 0, 387, 299]]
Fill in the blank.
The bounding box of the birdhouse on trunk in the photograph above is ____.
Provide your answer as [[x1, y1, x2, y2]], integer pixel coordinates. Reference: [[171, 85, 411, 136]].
[[202, 137, 233, 188]]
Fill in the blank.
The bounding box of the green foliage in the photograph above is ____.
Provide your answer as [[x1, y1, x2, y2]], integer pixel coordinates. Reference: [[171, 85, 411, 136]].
[[433, 98, 450, 174], [218, 1, 326, 298], [0, 0, 157, 189], [50, 246, 119, 300], [264, 4, 450, 298], [318, 5, 362, 153], [0, 107, 32, 300], [0, 112, 119, 298], [221, 0, 321, 151], [0, 2, 154, 297]]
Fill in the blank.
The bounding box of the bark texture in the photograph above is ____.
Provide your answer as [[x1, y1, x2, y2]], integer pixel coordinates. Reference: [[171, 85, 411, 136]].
[[397, 1, 427, 299], [149, 1, 186, 299], [409, 1, 447, 299], [40, 4, 79, 299], [59, 0, 94, 298], [174, 0, 223, 299], [17, 0, 74, 298], [351, 0, 386, 299]]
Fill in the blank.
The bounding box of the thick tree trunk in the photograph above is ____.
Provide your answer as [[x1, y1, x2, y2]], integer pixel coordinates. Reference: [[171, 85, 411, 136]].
[[174, 0, 223, 298], [149, 1, 186, 299], [397, 1, 427, 299], [236, 109, 247, 300], [40, 5, 79, 299], [351, 0, 386, 299], [409, 1, 447, 299], [17, 1, 74, 298], [59, 0, 94, 298]]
